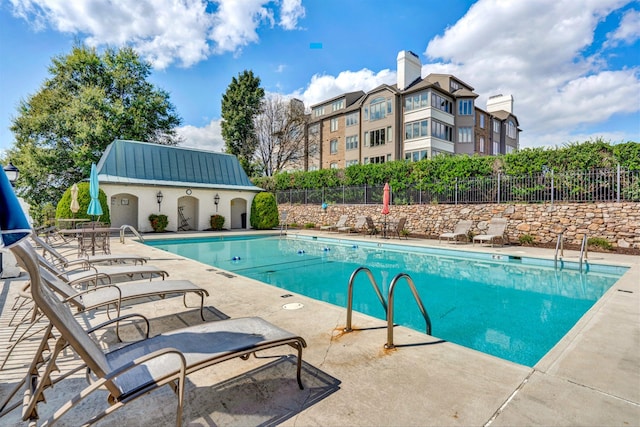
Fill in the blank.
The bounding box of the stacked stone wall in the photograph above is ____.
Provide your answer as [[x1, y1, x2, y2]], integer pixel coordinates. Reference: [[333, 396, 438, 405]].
[[278, 202, 640, 249]]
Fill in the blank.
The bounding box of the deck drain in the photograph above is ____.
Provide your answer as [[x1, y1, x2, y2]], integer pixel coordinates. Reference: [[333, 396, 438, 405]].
[[282, 302, 304, 310], [216, 272, 235, 278]]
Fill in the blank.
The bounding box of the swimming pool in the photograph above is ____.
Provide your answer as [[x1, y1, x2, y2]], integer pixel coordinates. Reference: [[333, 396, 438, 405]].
[[145, 234, 627, 366]]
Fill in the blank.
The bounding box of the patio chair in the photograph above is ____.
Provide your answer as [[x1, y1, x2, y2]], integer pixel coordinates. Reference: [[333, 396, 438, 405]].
[[31, 233, 149, 267], [364, 216, 378, 237], [439, 220, 472, 243], [320, 214, 348, 232], [473, 218, 508, 247], [388, 217, 408, 239], [1, 265, 210, 369], [343, 216, 367, 233], [10, 240, 307, 427], [37, 251, 169, 288]]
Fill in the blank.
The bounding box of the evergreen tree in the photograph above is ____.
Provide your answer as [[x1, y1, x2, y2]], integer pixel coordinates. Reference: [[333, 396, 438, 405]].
[[221, 70, 265, 175]]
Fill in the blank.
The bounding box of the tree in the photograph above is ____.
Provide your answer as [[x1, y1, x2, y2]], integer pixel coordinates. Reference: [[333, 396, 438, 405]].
[[254, 96, 309, 176], [6, 43, 182, 215], [221, 70, 264, 175]]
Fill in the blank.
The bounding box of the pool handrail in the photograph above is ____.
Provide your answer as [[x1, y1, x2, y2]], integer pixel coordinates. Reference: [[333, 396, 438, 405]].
[[120, 224, 144, 243], [385, 273, 432, 349], [344, 266, 387, 332], [554, 231, 564, 269]]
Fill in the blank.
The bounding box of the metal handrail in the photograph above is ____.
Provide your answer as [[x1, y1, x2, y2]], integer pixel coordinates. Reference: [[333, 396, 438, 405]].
[[579, 234, 588, 272], [385, 273, 432, 349], [344, 267, 388, 332], [554, 232, 564, 269], [120, 225, 144, 243]]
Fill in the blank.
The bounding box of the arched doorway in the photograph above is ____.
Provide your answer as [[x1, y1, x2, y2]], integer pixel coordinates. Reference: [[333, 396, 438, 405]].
[[110, 193, 138, 228], [230, 198, 247, 229], [177, 196, 198, 230]]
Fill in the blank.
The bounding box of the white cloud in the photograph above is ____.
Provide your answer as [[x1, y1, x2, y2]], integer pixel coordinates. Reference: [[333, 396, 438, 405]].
[[177, 119, 225, 152], [605, 8, 640, 46], [422, 0, 640, 148], [8, 0, 305, 68], [279, 0, 305, 30]]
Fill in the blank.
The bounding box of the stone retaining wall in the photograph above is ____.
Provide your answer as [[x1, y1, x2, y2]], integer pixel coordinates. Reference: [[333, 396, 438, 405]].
[[278, 202, 640, 249]]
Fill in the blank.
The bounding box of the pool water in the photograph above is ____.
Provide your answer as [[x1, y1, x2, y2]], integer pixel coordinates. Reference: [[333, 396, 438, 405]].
[[146, 235, 626, 366]]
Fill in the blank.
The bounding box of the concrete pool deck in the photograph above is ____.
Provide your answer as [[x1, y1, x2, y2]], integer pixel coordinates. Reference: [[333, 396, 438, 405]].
[[0, 230, 638, 426]]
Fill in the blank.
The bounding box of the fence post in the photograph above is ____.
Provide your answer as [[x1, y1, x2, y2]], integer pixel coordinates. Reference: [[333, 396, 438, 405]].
[[455, 177, 458, 205], [364, 184, 367, 204], [497, 173, 501, 204], [342, 185, 345, 205], [617, 164, 621, 203], [551, 170, 554, 205]]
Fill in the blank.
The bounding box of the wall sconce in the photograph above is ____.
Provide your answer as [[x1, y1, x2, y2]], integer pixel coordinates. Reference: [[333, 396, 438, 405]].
[[214, 193, 220, 212], [156, 191, 163, 211]]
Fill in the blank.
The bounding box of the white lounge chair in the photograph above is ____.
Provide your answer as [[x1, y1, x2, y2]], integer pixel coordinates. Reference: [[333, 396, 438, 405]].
[[439, 220, 472, 243], [320, 214, 348, 232], [473, 218, 508, 247]]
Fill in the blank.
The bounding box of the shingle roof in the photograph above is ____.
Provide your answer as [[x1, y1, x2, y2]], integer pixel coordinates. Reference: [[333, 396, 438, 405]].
[[96, 140, 260, 191]]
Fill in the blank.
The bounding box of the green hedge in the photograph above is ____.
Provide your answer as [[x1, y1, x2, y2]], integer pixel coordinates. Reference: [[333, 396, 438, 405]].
[[257, 139, 639, 192], [250, 192, 278, 229]]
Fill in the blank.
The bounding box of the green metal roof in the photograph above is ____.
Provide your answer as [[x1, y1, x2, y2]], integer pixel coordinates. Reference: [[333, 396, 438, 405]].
[[96, 140, 260, 191]]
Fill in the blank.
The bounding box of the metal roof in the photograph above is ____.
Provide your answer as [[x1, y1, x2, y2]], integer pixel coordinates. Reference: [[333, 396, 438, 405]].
[[96, 140, 260, 191]]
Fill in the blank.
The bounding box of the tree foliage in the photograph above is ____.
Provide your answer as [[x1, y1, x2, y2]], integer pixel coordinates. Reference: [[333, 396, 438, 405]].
[[221, 70, 265, 175], [254, 96, 307, 176], [5, 43, 181, 212]]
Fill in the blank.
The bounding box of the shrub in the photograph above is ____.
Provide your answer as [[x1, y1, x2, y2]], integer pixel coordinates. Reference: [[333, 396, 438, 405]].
[[304, 222, 316, 229], [148, 214, 168, 232], [587, 237, 613, 251], [210, 214, 225, 230], [519, 234, 534, 245], [250, 192, 279, 229], [55, 182, 111, 224]]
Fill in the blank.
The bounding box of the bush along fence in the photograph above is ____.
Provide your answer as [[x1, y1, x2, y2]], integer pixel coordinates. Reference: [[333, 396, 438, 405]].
[[276, 167, 640, 206]]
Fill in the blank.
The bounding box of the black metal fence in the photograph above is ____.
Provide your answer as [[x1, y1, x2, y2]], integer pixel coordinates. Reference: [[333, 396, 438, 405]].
[[276, 167, 640, 205]]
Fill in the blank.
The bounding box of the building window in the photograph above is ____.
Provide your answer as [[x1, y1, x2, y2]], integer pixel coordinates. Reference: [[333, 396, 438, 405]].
[[346, 159, 359, 167], [368, 128, 386, 146], [330, 117, 339, 132], [458, 99, 473, 115], [332, 99, 344, 111], [405, 119, 428, 140], [432, 120, 453, 141], [369, 155, 386, 164], [493, 140, 500, 155], [346, 135, 358, 150], [330, 139, 338, 154], [431, 93, 453, 114], [309, 123, 319, 135], [458, 127, 473, 143], [387, 126, 392, 142], [330, 162, 338, 169], [405, 150, 429, 162], [506, 145, 515, 154], [493, 119, 501, 133], [507, 120, 517, 138], [369, 97, 389, 121], [450, 80, 461, 92], [346, 112, 358, 126], [313, 106, 325, 117], [479, 114, 485, 129], [479, 136, 485, 153], [405, 91, 429, 111]]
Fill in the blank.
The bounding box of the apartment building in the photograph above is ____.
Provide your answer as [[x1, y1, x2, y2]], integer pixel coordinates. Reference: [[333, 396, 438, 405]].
[[304, 50, 520, 170]]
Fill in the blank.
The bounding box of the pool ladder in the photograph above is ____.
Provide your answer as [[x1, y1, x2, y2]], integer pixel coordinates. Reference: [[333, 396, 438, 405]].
[[554, 232, 588, 272], [344, 266, 432, 349], [119, 224, 145, 243]]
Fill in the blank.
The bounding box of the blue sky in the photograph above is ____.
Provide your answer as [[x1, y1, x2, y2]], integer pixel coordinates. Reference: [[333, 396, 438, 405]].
[[1, 0, 638, 156]]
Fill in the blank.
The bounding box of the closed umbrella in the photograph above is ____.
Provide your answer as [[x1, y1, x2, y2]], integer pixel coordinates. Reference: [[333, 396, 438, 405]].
[[381, 183, 390, 237], [87, 163, 103, 219], [70, 183, 80, 216]]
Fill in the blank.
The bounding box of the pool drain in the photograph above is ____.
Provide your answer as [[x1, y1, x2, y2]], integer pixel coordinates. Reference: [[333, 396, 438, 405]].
[[282, 302, 304, 310]]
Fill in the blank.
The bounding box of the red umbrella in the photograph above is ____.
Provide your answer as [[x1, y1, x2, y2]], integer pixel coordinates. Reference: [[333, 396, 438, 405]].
[[381, 183, 390, 215]]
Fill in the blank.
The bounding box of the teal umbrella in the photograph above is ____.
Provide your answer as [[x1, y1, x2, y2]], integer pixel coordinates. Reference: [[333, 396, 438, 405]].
[[86, 163, 103, 218]]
